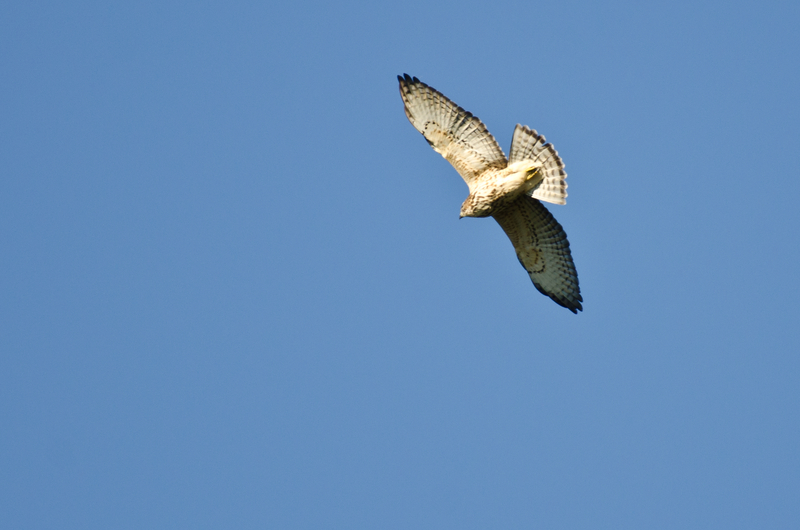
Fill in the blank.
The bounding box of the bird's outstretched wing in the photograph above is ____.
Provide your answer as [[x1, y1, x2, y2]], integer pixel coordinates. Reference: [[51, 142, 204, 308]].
[[398, 74, 507, 186], [492, 195, 582, 312], [508, 124, 568, 205]]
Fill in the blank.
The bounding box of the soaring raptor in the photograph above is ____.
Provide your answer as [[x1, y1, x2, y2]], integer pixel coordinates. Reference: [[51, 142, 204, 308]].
[[398, 74, 582, 313]]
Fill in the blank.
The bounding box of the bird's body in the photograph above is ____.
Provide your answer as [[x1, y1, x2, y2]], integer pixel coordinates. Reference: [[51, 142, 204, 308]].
[[460, 161, 544, 218], [398, 74, 583, 312]]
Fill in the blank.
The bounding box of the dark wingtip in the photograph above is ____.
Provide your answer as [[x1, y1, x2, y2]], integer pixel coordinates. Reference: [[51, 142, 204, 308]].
[[567, 298, 583, 313], [558, 298, 583, 313], [556, 299, 582, 314], [535, 282, 582, 313], [398, 74, 422, 86]]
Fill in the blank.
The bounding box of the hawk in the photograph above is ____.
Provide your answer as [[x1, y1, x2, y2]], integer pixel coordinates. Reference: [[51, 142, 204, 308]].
[[398, 74, 582, 313]]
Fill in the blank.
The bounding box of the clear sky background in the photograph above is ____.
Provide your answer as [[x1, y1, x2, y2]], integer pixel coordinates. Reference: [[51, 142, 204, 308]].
[[2, 1, 799, 528]]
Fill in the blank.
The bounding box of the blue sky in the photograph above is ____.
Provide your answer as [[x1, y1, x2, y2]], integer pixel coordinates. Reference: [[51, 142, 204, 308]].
[[2, 1, 799, 528]]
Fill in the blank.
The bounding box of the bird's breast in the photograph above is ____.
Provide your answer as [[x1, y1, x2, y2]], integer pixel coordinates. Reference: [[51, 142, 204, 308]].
[[468, 168, 528, 213]]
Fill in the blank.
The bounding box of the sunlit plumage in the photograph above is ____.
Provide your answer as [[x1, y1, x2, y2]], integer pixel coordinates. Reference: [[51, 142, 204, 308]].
[[398, 74, 582, 312]]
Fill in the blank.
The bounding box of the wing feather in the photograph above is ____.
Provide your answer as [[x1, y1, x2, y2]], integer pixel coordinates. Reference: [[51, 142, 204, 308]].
[[508, 124, 568, 205], [398, 74, 507, 185], [492, 195, 582, 312]]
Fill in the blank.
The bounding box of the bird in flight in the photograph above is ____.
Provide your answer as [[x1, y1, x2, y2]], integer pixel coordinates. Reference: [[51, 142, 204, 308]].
[[398, 74, 582, 312]]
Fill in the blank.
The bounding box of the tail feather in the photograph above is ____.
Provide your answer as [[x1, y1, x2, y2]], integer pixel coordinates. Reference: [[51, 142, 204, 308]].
[[508, 124, 568, 205]]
